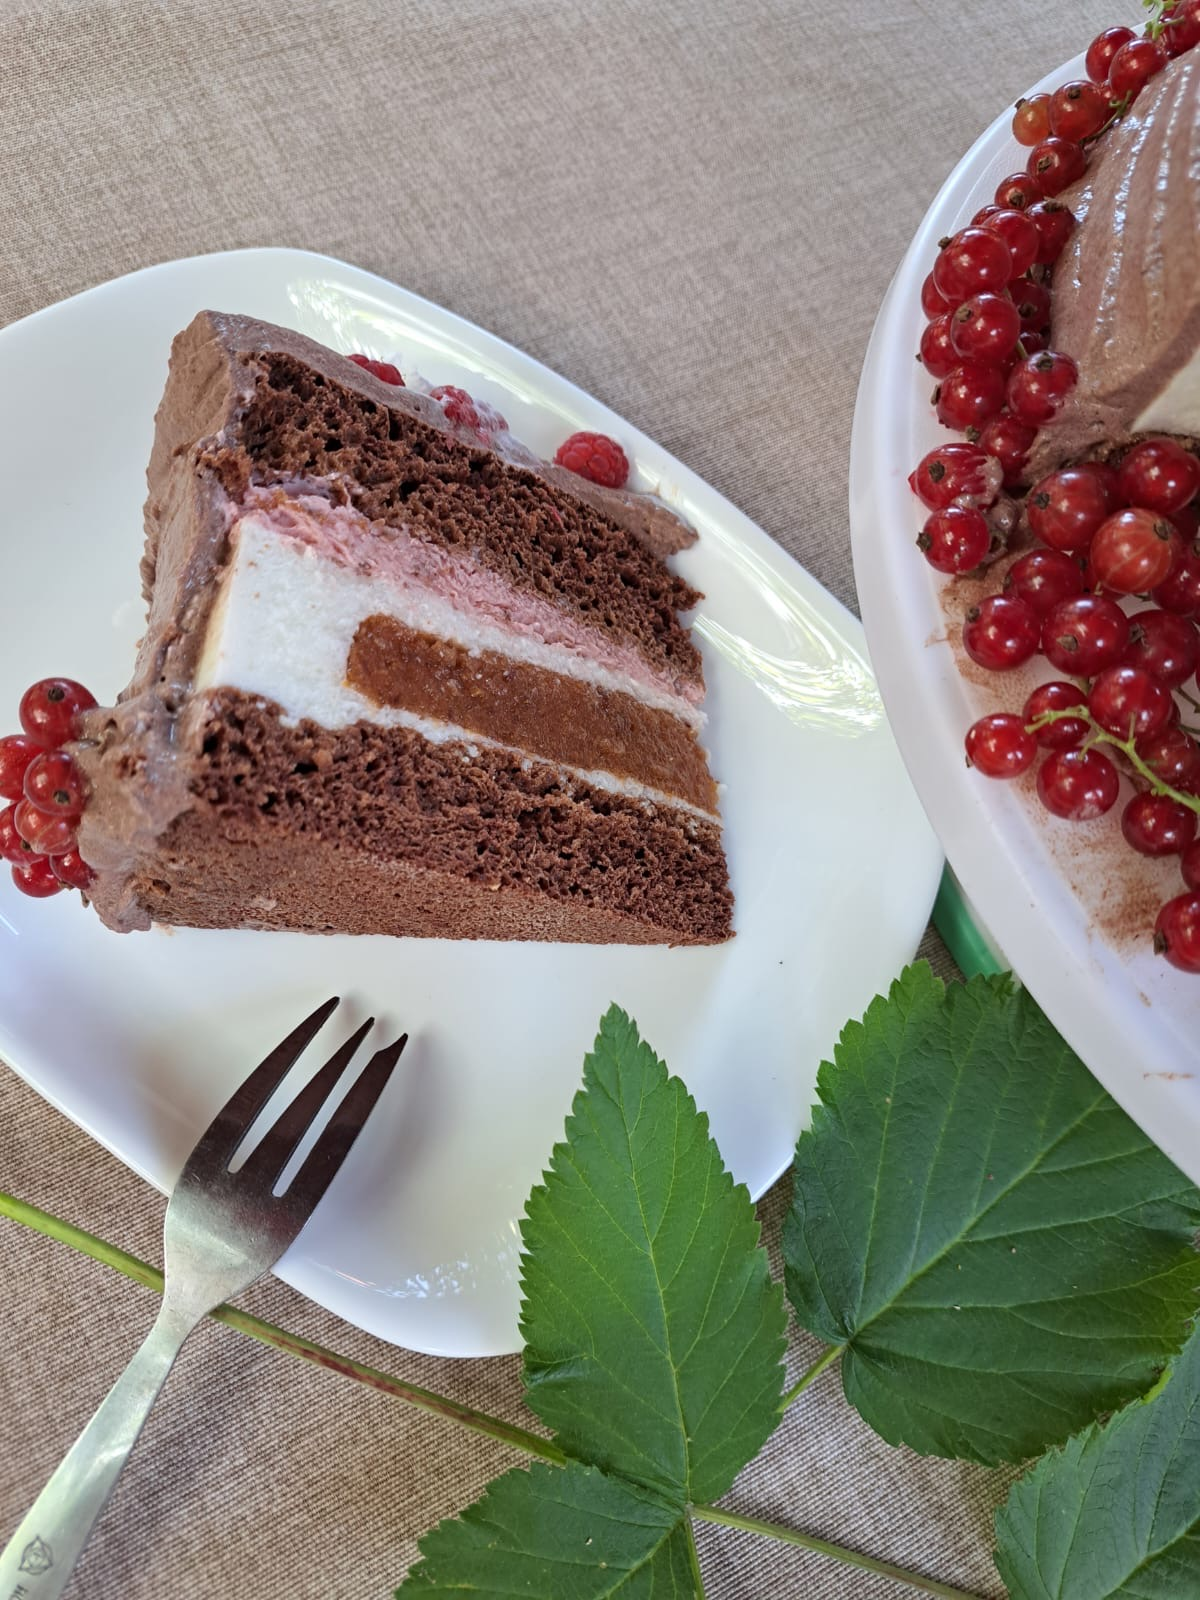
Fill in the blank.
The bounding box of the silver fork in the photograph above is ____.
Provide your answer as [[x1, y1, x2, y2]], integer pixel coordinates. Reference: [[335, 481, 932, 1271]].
[[0, 998, 406, 1600]]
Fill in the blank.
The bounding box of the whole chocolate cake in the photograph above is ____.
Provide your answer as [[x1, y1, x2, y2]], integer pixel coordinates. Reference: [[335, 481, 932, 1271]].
[[72, 312, 733, 943]]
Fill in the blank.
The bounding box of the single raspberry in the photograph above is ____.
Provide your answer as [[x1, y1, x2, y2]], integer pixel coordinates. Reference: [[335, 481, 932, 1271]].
[[430, 385, 508, 439], [554, 431, 630, 489], [347, 353, 404, 386]]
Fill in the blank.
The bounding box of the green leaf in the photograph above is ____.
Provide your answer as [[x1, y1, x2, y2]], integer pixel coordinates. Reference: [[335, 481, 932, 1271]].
[[784, 963, 1200, 1465], [399, 1460, 695, 1597], [995, 1319, 1200, 1599], [520, 1004, 787, 1507]]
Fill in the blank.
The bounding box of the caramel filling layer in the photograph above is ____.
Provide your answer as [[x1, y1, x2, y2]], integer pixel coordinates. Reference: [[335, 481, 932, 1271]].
[[345, 615, 718, 813]]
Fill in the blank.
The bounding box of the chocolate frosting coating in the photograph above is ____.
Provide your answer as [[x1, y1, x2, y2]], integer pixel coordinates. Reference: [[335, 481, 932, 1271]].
[[1026, 53, 1200, 480]]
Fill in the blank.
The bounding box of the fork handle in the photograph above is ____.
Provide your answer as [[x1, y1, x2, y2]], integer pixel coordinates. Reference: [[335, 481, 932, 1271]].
[[0, 1300, 197, 1598]]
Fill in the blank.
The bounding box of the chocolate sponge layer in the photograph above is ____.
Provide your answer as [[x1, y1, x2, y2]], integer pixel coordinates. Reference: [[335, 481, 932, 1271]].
[[217, 350, 703, 690], [345, 614, 718, 813], [122, 691, 733, 944]]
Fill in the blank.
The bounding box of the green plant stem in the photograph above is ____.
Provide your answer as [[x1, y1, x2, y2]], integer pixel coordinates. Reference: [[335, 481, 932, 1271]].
[[684, 1520, 707, 1597], [780, 1342, 844, 1408], [0, 1190, 566, 1467], [1, 1189, 985, 1599], [692, 1507, 986, 1600]]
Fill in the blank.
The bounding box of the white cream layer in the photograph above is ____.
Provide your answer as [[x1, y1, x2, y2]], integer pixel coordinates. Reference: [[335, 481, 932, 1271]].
[[194, 515, 717, 821], [1134, 349, 1200, 436]]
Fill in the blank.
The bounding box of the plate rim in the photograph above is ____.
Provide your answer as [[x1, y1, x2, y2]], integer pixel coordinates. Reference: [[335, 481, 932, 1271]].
[[2, 245, 944, 1353]]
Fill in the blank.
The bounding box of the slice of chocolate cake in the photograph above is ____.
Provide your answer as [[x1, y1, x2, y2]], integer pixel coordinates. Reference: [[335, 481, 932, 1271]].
[[73, 312, 733, 943]]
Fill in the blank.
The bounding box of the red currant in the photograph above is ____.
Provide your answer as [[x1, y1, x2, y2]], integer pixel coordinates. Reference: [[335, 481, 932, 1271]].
[[1089, 664, 1174, 741], [1043, 594, 1131, 674], [921, 272, 951, 318], [994, 172, 1043, 211], [1037, 747, 1121, 820], [1086, 25, 1136, 81], [963, 594, 1040, 670], [908, 443, 1000, 510], [13, 799, 77, 856], [1117, 439, 1200, 515], [1078, 460, 1124, 511], [919, 315, 959, 380], [936, 363, 1007, 431], [965, 713, 1036, 777], [50, 848, 94, 891], [1004, 548, 1084, 614], [10, 856, 63, 898], [1027, 200, 1077, 266], [980, 209, 1041, 279], [1140, 725, 1200, 788], [1027, 137, 1088, 198], [1091, 509, 1181, 595], [1012, 94, 1053, 146], [1121, 609, 1199, 687], [1024, 681, 1090, 749], [1010, 278, 1051, 333], [1153, 544, 1200, 616], [1026, 467, 1111, 553], [22, 749, 86, 817], [18, 678, 97, 749], [1049, 80, 1110, 142], [0, 802, 32, 865], [977, 413, 1036, 487], [933, 229, 1014, 303], [1122, 793, 1197, 856], [0, 734, 40, 802], [1007, 351, 1078, 426], [1154, 891, 1200, 970], [950, 295, 1021, 366], [1174, 500, 1200, 541], [1183, 836, 1200, 889], [1108, 37, 1168, 104], [918, 506, 991, 574], [1162, 0, 1200, 56]]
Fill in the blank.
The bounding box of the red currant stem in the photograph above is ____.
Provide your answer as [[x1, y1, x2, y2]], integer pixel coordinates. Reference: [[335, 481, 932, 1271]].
[[1144, 0, 1170, 41], [1015, 338, 1029, 361], [1085, 108, 1129, 143], [1027, 706, 1200, 815]]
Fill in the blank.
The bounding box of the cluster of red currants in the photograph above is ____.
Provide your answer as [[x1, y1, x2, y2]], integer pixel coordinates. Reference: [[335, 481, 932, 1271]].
[[910, 7, 1200, 973], [0, 679, 97, 898], [959, 440, 1200, 973]]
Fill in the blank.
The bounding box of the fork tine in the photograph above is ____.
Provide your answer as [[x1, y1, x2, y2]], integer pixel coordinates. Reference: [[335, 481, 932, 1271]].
[[286, 1033, 408, 1213], [183, 997, 340, 1177], [236, 1017, 375, 1187]]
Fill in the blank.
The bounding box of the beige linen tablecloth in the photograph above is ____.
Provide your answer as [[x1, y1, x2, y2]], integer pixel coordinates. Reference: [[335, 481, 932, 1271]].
[[1, 2, 1115, 1594]]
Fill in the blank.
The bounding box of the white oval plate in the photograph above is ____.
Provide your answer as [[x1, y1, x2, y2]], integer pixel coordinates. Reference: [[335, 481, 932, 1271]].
[[850, 54, 1200, 1183], [0, 248, 940, 1355]]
